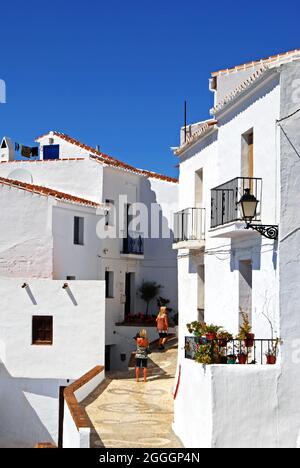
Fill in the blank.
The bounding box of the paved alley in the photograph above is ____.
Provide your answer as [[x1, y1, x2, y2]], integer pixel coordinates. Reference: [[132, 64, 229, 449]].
[[82, 341, 183, 448]]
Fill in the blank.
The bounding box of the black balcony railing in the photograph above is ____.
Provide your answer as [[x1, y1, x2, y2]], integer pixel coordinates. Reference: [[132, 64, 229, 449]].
[[174, 208, 205, 243], [185, 336, 279, 365], [211, 177, 262, 229], [122, 231, 144, 255]]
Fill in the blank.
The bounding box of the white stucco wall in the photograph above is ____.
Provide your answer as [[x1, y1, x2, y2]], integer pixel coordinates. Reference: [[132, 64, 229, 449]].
[[0, 158, 104, 204], [277, 62, 300, 448], [177, 74, 281, 347], [0, 368, 69, 447], [174, 69, 283, 448], [0, 184, 54, 278], [53, 204, 101, 281], [63, 370, 105, 449], [0, 279, 105, 447], [173, 360, 280, 448]]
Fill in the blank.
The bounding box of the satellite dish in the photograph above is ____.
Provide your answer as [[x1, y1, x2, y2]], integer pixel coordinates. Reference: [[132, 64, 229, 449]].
[[8, 169, 33, 184]]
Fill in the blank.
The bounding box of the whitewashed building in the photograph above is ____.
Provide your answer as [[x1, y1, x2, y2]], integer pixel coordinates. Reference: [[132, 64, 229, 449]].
[[172, 49, 300, 448], [0, 132, 178, 447]]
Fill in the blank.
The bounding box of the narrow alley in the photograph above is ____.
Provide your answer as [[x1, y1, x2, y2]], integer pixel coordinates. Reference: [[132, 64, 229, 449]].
[[82, 340, 183, 448]]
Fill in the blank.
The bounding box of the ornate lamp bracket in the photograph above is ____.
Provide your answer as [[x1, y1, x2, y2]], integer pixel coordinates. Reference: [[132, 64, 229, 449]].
[[246, 223, 279, 240]]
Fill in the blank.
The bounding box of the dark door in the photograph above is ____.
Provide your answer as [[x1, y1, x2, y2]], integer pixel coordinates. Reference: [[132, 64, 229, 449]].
[[58, 386, 66, 448], [125, 273, 131, 317], [123, 204, 133, 253], [105, 345, 111, 371]]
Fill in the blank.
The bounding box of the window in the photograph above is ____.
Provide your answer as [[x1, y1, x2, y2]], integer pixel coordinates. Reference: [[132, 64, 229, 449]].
[[43, 144, 60, 160], [74, 216, 84, 245], [66, 276, 76, 280], [195, 169, 203, 207], [32, 316, 53, 345], [105, 200, 115, 226], [105, 271, 114, 298], [241, 130, 254, 179]]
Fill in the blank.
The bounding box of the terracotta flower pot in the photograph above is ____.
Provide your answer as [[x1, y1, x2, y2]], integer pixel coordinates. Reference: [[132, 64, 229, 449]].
[[238, 354, 248, 365], [244, 333, 255, 348], [206, 333, 217, 341], [218, 339, 228, 347], [266, 355, 277, 365]]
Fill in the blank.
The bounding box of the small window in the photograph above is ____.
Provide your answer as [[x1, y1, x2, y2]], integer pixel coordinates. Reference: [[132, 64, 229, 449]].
[[105, 271, 114, 298], [43, 144, 60, 160], [66, 276, 76, 280], [74, 217, 84, 245], [105, 200, 115, 226], [32, 316, 53, 345]]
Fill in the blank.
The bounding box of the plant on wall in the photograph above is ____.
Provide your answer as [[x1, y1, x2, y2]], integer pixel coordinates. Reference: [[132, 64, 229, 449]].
[[186, 321, 207, 337], [138, 281, 162, 317]]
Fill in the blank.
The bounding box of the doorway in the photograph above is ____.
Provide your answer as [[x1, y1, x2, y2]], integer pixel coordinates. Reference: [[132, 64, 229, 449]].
[[58, 386, 66, 448], [197, 265, 205, 322], [239, 260, 253, 326], [125, 273, 135, 317], [105, 345, 111, 371]]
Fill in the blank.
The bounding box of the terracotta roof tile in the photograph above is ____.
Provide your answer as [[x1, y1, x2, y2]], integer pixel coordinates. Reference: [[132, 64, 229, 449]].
[[210, 65, 271, 115], [0, 158, 85, 164], [0, 176, 101, 208], [36, 132, 178, 183], [211, 48, 300, 77], [174, 120, 218, 156]]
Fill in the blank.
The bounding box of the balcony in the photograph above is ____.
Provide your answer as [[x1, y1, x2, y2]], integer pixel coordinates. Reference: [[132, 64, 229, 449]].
[[121, 230, 144, 257], [210, 177, 262, 238], [185, 336, 279, 365], [173, 208, 205, 250]]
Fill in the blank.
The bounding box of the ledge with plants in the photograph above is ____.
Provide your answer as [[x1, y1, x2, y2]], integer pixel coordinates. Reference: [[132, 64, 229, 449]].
[[186, 315, 280, 366]]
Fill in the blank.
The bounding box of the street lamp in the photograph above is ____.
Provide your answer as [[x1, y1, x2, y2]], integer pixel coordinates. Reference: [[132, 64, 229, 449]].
[[238, 189, 278, 240]]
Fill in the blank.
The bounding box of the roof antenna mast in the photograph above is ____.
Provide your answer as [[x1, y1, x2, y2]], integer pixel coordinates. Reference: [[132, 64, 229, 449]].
[[184, 100, 187, 143]]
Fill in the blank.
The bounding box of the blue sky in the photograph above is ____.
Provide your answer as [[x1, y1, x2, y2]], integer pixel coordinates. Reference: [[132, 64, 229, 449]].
[[0, 0, 298, 177]]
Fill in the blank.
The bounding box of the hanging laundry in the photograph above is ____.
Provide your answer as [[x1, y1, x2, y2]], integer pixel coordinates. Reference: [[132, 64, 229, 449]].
[[21, 145, 31, 158], [31, 147, 39, 157], [15, 142, 20, 152]]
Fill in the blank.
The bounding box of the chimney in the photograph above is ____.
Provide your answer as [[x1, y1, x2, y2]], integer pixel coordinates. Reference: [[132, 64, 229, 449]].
[[0, 137, 15, 162]]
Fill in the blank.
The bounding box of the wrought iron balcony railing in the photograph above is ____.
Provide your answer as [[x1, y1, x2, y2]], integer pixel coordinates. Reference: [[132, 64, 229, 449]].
[[185, 336, 279, 365], [174, 208, 206, 244], [211, 177, 262, 229], [122, 231, 144, 255]]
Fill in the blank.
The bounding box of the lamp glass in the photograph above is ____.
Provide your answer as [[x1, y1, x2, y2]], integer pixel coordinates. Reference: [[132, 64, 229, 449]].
[[238, 189, 259, 222]]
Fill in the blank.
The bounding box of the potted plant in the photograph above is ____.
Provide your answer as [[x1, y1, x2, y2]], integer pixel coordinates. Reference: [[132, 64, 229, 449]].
[[227, 354, 237, 364], [237, 312, 255, 347], [186, 321, 206, 337], [194, 342, 219, 365], [205, 324, 222, 341], [217, 330, 233, 347], [237, 345, 248, 364], [265, 338, 280, 364]]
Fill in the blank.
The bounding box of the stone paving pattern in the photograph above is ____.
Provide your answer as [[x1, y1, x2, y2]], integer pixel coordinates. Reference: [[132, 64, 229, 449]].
[[83, 341, 183, 448]]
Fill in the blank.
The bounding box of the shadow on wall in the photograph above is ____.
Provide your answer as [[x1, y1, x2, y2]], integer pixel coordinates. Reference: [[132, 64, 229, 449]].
[[179, 131, 218, 164], [218, 74, 280, 126], [0, 363, 59, 448], [230, 237, 263, 272], [137, 178, 178, 316]]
